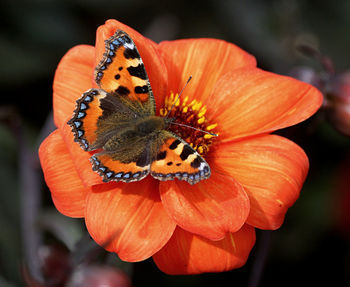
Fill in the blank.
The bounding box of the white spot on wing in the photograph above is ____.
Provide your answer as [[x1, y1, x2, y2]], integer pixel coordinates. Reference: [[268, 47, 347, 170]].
[[198, 162, 207, 171], [124, 42, 135, 50]]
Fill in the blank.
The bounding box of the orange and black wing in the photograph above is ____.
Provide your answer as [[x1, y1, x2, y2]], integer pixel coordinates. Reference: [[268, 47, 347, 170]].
[[68, 89, 108, 151], [68, 88, 137, 151], [90, 139, 152, 183], [150, 134, 211, 185], [95, 30, 155, 116]]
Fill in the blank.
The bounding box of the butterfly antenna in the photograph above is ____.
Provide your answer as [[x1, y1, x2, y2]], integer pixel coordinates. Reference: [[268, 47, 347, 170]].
[[164, 75, 192, 120], [164, 75, 218, 137], [169, 121, 218, 136]]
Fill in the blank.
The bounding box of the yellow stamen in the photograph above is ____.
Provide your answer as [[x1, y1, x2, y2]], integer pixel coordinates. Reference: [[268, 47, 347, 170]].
[[198, 117, 205, 124], [204, 134, 214, 139], [182, 96, 189, 106], [169, 93, 174, 105], [189, 99, 196, 107], [198, 107, 207, 118], [206, 123, 218, 131], [197, 146, 204, 154], [161, 92, 219, 156], [191, 101, 202, 111]]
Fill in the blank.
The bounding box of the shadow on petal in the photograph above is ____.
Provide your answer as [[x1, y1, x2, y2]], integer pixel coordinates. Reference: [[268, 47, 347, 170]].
[[209, 134, 309, 230], [85, 177, 176, 262], [159, 170, 250, 241], [153, 225, 256, 275]]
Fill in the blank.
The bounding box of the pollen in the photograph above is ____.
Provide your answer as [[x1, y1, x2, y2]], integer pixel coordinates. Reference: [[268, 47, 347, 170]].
[[160, 92, 218, 156]]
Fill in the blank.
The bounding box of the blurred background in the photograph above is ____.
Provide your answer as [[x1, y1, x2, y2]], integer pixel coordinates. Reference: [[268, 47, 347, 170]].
[[1, 0, 350, 286]]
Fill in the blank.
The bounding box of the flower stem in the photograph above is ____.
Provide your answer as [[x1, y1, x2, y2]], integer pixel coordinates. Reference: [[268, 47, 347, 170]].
[[10, 111, 55, 283]]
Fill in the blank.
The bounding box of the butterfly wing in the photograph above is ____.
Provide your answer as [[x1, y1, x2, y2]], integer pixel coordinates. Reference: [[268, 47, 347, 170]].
[[68, 88, 141, 151], [150, 133, 211, 185], [90, 150, 150, 183], [68, 89, 108, 151], [95, 30, 155, 116], [69, 88, 152, 182]]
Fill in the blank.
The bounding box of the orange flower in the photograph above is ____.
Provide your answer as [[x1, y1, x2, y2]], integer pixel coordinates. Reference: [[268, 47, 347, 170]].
[[39, 19, 323, 274]]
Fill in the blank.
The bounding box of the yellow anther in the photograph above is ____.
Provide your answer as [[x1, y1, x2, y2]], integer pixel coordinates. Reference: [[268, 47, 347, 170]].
[[168, 93, 174, 105], [165, 94, 169, 106], [182, 96, 189, 106], [204, 134, 214, 139], [197, 117, 205, 124], [190, 101, 200, 111], [194, 102, 202, 111], [161, 92, 218, 156], [206, 123, 217, 131], [189, 99, 196, 107], [198, 107, 207, 118]]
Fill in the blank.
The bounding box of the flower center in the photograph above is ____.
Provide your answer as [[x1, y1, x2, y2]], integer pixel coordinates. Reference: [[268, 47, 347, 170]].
[[160, 92, 218, 156]]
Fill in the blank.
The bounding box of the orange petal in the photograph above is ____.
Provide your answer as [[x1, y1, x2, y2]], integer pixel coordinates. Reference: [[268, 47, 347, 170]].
[[159, 170, 250, 241], [95, 19, 168, 106], [209, 134, 309, 229], [158, 38, 256, 104], [38, 130, 89, 217], [210, 68, 323, 142], [59, 121, 103, 187], [53, 45, 95, 129], [153, 225, 255, 274], [85, 177, 176, 262]]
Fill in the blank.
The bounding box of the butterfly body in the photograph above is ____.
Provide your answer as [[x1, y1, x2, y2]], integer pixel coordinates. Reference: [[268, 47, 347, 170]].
[[68, 30, 211, 184]]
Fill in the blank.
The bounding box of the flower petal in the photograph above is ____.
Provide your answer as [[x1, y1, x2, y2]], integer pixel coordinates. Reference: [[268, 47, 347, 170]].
[[209, 134, 308, 229], [95, 19, 168, 106], [38, 130, 88, 217], [153, 225, 255, 274], [85, 177, 176, 262], [59, 122, 103, 187], [159, 170, 250, 241], [210, 68, 323, 142], [158, 38, 256, 104], [53, 45, 95, 128]]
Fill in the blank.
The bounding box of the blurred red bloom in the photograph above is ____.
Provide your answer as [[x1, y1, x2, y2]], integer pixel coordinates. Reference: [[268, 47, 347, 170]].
[[39, 19, 323, 274]]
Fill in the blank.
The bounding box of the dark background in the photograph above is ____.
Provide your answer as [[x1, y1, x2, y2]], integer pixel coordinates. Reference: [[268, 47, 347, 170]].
[[1, 0, 350, 286]]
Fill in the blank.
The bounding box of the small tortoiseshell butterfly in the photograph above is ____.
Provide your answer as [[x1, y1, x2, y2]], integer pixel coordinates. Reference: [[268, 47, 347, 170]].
[[68, 30, 210, 184]]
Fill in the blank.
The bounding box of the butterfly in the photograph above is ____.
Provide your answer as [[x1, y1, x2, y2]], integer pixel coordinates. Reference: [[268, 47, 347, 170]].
[[68, 30, 211, 185]]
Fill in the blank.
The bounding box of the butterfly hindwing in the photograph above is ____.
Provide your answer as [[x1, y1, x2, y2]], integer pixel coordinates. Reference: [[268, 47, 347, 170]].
[[95, 30, 155, 116], [150, 134, 211, 185], [90, 153, 150, 183]]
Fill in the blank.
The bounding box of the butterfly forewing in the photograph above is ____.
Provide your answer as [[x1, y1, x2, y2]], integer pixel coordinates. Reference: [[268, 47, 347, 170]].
[[95, 30, 155, 116]]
